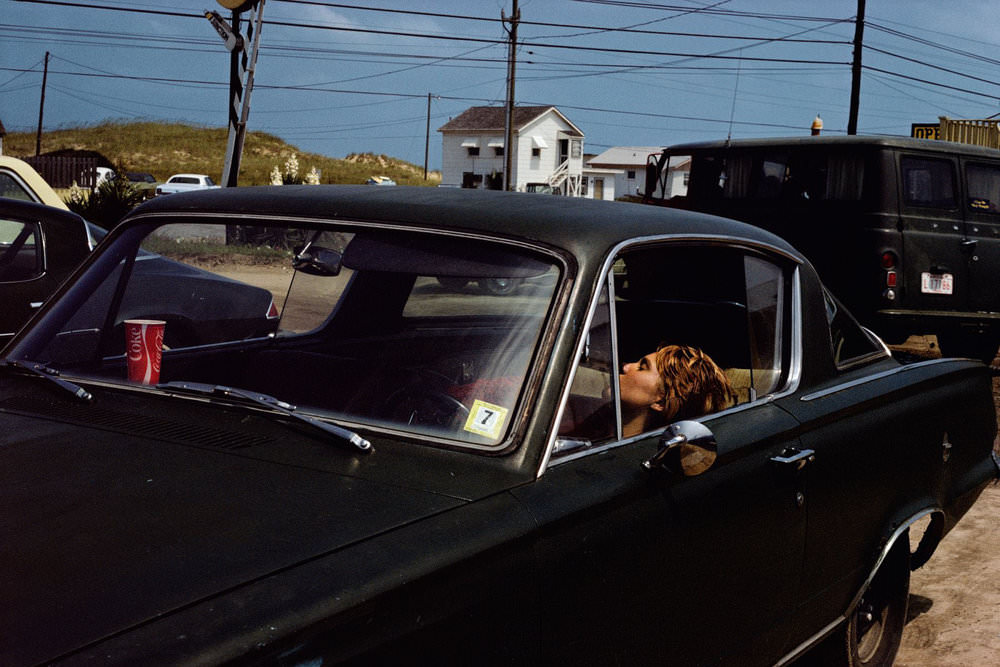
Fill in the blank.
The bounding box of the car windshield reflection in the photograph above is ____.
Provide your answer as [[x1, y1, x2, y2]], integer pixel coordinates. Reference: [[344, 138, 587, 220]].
[[11, 220, 560, 449]]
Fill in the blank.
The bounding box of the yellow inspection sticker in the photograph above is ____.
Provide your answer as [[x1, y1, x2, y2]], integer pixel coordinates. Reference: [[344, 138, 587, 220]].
[[463, 399, 509, 440]]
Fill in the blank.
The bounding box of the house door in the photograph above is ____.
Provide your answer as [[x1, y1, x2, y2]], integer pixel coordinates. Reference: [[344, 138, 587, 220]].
[[593, 178, 604, 200], [559, 138, 569, 166]]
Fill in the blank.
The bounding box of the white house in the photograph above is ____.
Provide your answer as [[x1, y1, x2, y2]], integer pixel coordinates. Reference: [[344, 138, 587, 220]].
[[438, 106, 584, 195], [585, 146, 665, 200]]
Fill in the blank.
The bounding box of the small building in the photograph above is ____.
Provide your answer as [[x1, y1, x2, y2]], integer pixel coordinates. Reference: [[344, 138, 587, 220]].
[[438, 106, 584, 195], [586, 146, 665, 200], [0, 119, 6, 155]]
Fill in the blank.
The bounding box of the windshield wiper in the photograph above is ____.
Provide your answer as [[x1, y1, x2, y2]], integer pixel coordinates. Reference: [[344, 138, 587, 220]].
[[157, 381, 372, 453], [0, 359, 93, 403]]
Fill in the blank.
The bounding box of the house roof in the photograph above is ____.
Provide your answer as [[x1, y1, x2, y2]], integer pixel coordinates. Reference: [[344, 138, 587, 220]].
[[588, 146, 665, 167], [438, 106, 583, 137]]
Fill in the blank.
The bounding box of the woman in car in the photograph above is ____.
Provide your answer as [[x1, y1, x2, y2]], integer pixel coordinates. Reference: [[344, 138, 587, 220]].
[[619, 344, 736, 437]]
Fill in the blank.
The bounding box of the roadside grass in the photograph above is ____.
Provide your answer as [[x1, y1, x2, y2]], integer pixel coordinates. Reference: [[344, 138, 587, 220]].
[[4, 121, 441, 187], [142, 236, 292, 267]]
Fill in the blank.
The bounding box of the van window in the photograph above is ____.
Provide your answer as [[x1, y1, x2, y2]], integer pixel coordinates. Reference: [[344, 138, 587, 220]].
[[901, 156, 956, 208], [967, 163, 1000, 214]]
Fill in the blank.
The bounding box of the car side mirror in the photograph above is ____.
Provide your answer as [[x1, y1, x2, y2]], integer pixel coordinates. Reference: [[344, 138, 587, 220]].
[[642, 420, 718, 476], [293, 245, 343, 276]]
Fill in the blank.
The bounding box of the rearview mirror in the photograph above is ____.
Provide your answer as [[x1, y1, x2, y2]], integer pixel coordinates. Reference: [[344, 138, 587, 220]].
[[293, 245, 343, 276], [642, 420, 718, 476]]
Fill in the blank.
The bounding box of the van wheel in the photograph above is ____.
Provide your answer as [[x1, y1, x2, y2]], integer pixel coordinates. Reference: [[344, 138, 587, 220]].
[[818, 540, 909, 666], [937, 333, 999, 364]]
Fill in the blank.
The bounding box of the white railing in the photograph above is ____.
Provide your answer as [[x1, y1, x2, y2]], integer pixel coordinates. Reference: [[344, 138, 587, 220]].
[[545, 160, 582, 197]]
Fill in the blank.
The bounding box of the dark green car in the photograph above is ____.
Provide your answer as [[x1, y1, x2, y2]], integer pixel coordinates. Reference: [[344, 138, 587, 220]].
[[1, 186, 996, 666]]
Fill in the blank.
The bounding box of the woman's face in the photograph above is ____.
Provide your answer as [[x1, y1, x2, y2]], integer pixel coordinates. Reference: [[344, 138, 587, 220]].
[[619, 352, 665, 410]]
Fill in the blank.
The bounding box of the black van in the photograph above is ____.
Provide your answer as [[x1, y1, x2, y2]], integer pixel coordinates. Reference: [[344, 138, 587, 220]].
[[643, 136, 1000, 362]]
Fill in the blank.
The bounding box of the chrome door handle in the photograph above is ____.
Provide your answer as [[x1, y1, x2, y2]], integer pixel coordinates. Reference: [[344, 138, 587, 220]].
[[770, 448, 815, 472]]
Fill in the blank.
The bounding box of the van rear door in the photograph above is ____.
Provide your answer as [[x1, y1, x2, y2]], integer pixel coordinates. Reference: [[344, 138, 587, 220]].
[[897, 153, 971, 321], [962, 159, 1000, 316]]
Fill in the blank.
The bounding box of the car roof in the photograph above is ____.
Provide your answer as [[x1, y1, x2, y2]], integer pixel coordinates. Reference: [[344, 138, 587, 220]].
[[129, 185, 802, 264], [0, 195, 86, 224], [0, 155, 69, 210], [663, 134, 1000, 159]]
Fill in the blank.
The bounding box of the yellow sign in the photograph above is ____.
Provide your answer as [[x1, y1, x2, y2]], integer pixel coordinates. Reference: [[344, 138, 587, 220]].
[[216, 0, 258, 11], [911, 124, 940, 140]]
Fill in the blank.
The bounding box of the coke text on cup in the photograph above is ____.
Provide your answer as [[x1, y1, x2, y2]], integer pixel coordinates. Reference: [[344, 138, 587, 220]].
[[125, 319, 166, 384]]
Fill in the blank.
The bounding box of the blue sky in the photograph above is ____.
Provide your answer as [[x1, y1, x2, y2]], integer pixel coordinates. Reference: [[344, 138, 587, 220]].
[[3, 0, 999, 171]]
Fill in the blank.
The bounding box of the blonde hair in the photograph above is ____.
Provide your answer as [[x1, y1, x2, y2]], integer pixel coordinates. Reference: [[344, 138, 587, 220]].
[[653, 344, 736, 420]]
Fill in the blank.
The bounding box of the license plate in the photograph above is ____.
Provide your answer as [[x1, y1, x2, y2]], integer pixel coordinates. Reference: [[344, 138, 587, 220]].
[[921, 272, 953, 295]]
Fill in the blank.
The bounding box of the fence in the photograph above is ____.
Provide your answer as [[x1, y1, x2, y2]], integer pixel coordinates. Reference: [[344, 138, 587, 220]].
[[939, 117, 1000, 150], [22, 156, 99, 188]]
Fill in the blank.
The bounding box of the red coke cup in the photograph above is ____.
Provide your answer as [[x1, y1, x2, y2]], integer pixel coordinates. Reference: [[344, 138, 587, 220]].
[[125, 319, 165, 384]]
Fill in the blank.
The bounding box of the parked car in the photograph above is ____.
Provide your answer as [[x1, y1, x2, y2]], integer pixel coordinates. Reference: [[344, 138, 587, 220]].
[[365, 175, 397, 186], [1, 186, 997, 666], [155, 173, 220, 196], [125, 171, 159, 199], [0, 197, 279, 348], [0, 155, 68, 209]]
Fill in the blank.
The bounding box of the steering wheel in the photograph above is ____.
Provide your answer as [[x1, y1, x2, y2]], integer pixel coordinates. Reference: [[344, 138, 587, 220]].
[[383, 386, 470, 430]]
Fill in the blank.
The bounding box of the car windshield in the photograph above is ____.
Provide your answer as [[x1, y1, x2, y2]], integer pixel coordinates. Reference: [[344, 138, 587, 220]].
[[6, 219, 560, 450]]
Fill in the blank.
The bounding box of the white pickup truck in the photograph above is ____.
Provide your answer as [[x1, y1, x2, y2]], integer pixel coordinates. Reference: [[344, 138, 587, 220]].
[[155, 173, 221, 196]]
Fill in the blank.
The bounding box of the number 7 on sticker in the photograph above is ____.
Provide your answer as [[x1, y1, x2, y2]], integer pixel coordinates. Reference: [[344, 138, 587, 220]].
[[464, 399, 509, 440]]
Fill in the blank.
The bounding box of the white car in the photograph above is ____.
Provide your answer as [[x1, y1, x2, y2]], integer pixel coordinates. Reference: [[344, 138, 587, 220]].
[[155, 173, 221, 196]]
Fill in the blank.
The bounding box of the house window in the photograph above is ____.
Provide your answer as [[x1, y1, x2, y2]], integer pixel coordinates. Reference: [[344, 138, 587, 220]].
[[627, 170, 636, 179], [494, 147, 504, 157], [467, 146, 480, 157], [532, 148, 541, 158], [462, 172, 483, 189]]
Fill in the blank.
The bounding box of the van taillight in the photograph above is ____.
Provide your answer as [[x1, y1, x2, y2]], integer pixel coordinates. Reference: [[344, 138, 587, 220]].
[[880, 252, 897, 269], [886, 271, 897, 288], [266, 300, 279, 319]]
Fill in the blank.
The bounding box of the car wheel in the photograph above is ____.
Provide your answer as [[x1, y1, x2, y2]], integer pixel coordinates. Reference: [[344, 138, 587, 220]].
[[820, 539, 909, 667], [479, 277, 521, 295], [437, 277, 470, 291]]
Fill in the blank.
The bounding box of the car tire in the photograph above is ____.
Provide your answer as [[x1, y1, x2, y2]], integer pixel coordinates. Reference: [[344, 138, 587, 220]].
[[479, 278, 521, 295], [818, 539, 909, 667]]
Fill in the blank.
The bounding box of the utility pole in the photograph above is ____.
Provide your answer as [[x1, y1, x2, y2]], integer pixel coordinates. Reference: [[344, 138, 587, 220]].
[[35, 51, 49, 156], [847, 0, 865, 135], [502, 1, 519, 191], [424, 92, 431, 180], [207, 0, 266, 187]]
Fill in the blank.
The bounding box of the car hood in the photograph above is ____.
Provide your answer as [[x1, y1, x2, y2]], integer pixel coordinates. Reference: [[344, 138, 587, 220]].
[[0, 402, 468, 665]]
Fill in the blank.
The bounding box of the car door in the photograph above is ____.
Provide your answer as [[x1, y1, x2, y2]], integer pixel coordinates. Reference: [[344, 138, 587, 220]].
[[0, 204, 91, 345], [515, 241, 808, 665], [962, 158, 1000, 316], [897, 153, 970, 316]]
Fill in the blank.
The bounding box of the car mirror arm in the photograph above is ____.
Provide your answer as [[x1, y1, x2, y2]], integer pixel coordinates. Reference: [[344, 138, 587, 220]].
[[642, 420, 718, 477]]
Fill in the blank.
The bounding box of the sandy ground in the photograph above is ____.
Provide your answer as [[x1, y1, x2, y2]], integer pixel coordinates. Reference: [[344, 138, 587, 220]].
[[208, 263, 1000, 663], [895, 336, 1000, 664], [897, 482, 1000, 665]]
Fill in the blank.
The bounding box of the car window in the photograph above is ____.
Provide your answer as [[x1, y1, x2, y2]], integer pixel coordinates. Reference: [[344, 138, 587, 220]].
[[967, 163, 1000, 214], [823, 289, 887, 368], [901, 156, 957, 209], [23, 220, 561, 450], [557, 243, 791, 449], [0, 218, 41, 282], [0, 172, 37, 203]]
